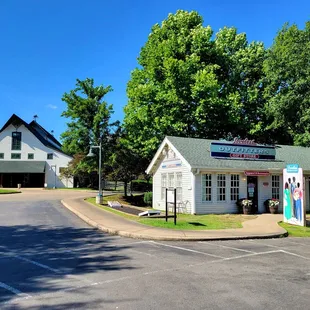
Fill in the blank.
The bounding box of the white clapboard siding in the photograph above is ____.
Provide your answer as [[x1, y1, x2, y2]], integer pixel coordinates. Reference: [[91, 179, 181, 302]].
[[195, 172, 245, 214], [152, 155, 192, 213]]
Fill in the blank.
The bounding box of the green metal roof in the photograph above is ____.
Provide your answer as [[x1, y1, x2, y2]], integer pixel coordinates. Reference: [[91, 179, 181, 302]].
[[0, 161, 46, 173], [166, 136, 310, 172]]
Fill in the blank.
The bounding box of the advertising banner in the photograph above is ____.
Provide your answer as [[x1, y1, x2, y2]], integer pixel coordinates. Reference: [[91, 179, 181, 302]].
[[283, 165, 305, 226]]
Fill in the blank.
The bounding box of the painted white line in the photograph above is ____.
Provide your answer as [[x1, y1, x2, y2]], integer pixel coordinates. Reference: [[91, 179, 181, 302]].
[[149, 241, 225, 259], [241, 240, 283, 249], [221, 250, 282, 261], [279, 250, 310, 261], [14, 255, 60, 273], [128, 249, 157, 258], [199, 241, 255, 253], [279, 239, 310, 247], [0, 282, 31, 298]]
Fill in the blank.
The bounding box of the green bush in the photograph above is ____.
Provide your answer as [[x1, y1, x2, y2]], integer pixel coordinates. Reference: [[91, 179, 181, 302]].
[[143, 192, 153, 206]]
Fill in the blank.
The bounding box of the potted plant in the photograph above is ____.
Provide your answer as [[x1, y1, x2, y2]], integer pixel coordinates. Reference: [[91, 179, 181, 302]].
[[269, 199, 279, 214], [241, 199, 253, 215], [264, 199, 271, 213], [236, 198, 247, 214]]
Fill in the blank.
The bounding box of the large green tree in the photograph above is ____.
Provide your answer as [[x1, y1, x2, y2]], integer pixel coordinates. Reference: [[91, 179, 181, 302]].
[[264, 22, 310, 146], [61, 78, 118, 181], [123, 10, 268, 159]]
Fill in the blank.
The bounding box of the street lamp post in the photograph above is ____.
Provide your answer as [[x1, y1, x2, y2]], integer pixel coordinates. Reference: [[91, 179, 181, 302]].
[[87, 141, 103, 204]]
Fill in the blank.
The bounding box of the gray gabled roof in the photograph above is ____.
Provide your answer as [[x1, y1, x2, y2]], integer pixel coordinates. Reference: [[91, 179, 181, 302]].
[[165, 136, 310, 172]]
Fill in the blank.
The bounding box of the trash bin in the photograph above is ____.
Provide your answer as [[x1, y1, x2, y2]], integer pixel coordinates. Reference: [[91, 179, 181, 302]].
[[17, 184, 21, 189]]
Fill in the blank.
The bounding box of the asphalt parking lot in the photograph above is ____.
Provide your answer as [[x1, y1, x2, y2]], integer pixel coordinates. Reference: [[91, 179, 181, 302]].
[[1, 196, 310, 309]]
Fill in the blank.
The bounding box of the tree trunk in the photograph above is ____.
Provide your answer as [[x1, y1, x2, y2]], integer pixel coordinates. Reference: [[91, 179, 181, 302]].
[[124, 181, 128, 197]]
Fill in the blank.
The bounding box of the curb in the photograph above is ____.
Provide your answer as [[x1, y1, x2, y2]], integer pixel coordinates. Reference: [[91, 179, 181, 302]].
[[61, 200, 288, 241]]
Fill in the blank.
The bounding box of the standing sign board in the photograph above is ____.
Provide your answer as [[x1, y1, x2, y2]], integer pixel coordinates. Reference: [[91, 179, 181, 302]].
[[283, 164, 305, 226]]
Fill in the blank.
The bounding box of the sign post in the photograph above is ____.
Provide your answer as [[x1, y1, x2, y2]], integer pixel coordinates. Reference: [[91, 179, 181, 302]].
[[283, 164, 305, 226], [165, 188, 177, 225]]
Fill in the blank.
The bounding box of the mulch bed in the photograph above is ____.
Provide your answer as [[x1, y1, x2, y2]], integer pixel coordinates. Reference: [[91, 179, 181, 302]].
[[107, 205, 142, 216]]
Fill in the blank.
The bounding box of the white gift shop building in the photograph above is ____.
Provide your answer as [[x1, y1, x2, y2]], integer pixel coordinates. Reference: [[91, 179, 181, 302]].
[[146, 136, 310, 214], [0, 114, 73, 188]]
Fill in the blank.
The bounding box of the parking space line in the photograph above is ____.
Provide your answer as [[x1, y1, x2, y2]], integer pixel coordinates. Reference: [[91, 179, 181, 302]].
[[279, 250, 310, 261], [221, 250, 281, 261], [0, 282, 31, 298], [199, 241, 255, 253], [14, 255, 60, 273], [149, 241, 225, 259], [241, 240, 283, 249]]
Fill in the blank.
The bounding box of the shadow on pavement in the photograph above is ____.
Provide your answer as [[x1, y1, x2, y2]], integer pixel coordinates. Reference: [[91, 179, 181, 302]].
[[0, 224, 136, 307]]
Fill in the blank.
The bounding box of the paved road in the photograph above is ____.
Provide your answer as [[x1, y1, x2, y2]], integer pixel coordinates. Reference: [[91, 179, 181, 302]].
[[0, 192, 310, 309]]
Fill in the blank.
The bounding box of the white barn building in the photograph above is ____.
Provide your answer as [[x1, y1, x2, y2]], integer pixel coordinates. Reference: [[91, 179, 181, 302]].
[[0, 114, 73, 188], [146, 136, 310, 214]]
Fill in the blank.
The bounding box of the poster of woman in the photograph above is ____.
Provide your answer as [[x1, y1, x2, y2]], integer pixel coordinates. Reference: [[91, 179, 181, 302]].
[[283, 165, 305, 226]]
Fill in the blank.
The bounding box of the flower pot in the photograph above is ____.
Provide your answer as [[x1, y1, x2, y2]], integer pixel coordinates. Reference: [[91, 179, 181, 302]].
[[269, 206, 278, 214], [243, 205, 252, 215]]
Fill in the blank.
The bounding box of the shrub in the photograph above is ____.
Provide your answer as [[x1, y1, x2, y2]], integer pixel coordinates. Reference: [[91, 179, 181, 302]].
[[143, 192, 153, 206]]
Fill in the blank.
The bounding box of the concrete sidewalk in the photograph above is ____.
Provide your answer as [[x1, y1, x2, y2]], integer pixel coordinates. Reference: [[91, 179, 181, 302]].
[[61, 197, 288, 241]]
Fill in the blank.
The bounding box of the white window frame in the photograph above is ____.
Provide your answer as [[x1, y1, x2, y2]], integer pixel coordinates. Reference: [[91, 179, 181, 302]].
[[168, 173, 174, 188], [161, 173, 167, 200], [202, 174, 212, 202], [217, 174, 226, 202], [230, 174, 239, 202], [272, 175, 280, 200]]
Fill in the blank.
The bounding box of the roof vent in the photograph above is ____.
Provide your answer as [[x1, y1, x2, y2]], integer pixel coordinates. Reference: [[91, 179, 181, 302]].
[[33, 115, 38, 122]]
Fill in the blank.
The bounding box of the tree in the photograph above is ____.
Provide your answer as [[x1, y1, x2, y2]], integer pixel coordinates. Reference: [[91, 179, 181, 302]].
[[61, 78, 118, 182], [108, 137, 146, 196], [264, 22, 310, 146], [123, 10, 268, 160]]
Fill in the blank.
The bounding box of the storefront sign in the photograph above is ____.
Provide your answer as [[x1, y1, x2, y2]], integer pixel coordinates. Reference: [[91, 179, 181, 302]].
[[286, 164, 299, 173], [244, 171, 270, 176], [283, 165, 305, 226], [210, 141, 276, 161]]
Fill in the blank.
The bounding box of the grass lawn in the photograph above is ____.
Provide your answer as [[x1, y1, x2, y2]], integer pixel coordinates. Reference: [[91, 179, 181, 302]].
[[0, 189, 20, 194], [278, 221, 310, 237], [86, 196, 256, 230]]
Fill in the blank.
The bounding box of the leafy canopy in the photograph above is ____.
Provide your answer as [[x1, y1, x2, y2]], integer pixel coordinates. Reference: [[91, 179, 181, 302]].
[[264, 22, 310, 146], [123, 10, 268, 159]]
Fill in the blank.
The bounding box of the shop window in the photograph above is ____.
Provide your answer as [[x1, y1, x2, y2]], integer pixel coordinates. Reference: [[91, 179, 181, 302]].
[[11, 153, 21, 159], [202, 174, 212, 202], [230, 174, 239, 201], [0, 153, 4, 159], [176, 172, 182, 202], [47, 153, 53, 160], [12, 132, 22, 150], [217, 174, 226, 201], [28, 153, 34, 160], [272, 175, 280, 199], [168, 173, 174, 188], [161, 173, 167, 200]]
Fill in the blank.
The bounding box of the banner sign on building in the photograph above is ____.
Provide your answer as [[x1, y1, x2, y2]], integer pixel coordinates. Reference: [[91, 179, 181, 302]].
[[162, 159, 182, 169], [283, 164, 305, 226], [210, 138, 276, 161], [244, 171, 270, 176]]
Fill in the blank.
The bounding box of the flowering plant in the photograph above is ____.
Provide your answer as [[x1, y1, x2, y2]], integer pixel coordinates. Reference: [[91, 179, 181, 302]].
[[268, 199, 279, 208], [241, 199, 253, 207]]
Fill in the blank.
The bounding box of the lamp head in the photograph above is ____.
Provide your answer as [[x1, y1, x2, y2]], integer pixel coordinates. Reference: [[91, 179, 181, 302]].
[[86, 148, 95, 157]]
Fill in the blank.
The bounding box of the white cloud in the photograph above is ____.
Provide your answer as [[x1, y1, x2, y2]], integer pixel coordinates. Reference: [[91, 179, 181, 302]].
[[47, 104, 58, 110]]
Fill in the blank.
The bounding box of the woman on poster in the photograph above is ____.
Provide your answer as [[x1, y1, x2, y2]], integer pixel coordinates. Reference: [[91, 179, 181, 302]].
[[293, 183, 303, 223], [284, 182, 292, 220]]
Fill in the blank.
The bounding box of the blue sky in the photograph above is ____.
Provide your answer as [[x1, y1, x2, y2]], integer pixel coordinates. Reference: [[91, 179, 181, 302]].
[[0, 0, 309, 140]]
